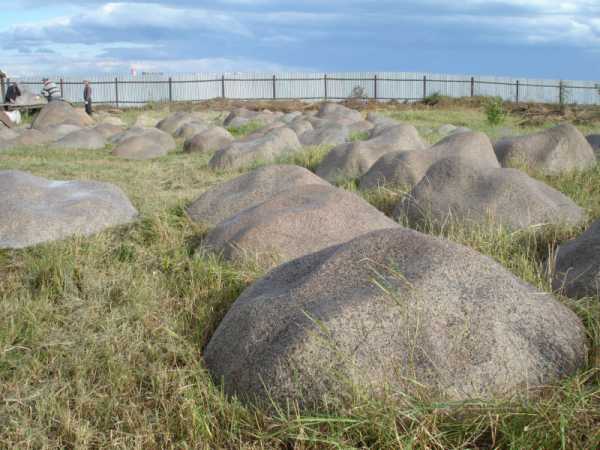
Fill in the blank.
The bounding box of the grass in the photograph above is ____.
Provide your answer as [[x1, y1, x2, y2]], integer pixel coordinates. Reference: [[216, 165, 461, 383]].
[[226, 120, 265, 138], [1, 104, 600, 448]]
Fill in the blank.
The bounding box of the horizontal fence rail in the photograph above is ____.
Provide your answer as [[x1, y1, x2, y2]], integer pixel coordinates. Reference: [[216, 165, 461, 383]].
[[2, 72, 599, 107]]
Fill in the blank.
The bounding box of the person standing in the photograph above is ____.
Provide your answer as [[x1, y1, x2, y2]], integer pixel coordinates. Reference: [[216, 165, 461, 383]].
[[5, 82, 22, 106], [83, 80, 93, 116], [41, 78, 61, 102]]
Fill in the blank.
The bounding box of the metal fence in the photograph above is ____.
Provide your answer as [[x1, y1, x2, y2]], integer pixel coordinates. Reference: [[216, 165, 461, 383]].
[[3, 71, 600, 107]]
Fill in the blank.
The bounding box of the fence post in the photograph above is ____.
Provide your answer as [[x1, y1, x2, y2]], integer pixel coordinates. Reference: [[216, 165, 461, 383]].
[[324, 74, 328, 100], [272, 74, 276, 100], [559, 80, 564, 108], [115, 77, 119, 108], [60, 78, 64, 99], [516, 80, 520, 104], [168, 77, 173, 103], [221, 74, 225, 99], [422, 75, 427, 99], [470, 76, 475, 97], [374, 75, 378, 100]]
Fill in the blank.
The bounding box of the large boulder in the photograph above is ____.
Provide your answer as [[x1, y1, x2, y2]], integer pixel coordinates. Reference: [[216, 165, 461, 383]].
[[366, 112, 398, 128], [112, 136, 167, 160], [183, 127, 234, 154], [32, 101, 93, 130], [494, 124, 596, 175], [398, 158, 585, 230], [110, 127, 176, 152], [204, 227, 587, 409], [586, 134, 600, 158], [0, 170, 137, 249], [316, 103, 363, 125], [209, 127, 301, 171], [98, 115, 125, 127], [47, 124, 83, 141], [224, 108, 282, 129], [50, 129, 106, 150], [317, 124, 427, 182], [359, 131, 499, 190], [0, 127, 19, 141], [186, 165, 330, 227], [299, 125, 350, 147], [288, 118, 313, 137], [93, 123, 124, 139], [5, 129, 55, 148], [174, 121, 211, 140], [156, 111, 197, 135], [553, 219, 600, 298], [280, 111, 303, 124], [14, 90, 47, 107], [202, 184, 398, 267]]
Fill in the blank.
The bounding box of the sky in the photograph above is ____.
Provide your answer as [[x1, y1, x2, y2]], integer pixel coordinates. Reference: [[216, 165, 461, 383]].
[[1, 1, 599, 80]]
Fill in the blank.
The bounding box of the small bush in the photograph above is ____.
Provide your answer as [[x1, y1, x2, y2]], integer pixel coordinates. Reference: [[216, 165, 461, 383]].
[[485, 97, 507, 126], [423, 92, 443, 106]]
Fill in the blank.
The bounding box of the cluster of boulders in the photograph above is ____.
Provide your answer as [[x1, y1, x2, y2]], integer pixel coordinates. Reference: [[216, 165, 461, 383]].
[[0, 101, 120, 152], [2, 99, 599, 413]]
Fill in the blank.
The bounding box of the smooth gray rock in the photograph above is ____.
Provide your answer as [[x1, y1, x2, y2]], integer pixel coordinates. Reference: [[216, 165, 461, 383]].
[[174, 121, 211, 140], [202, 184, 399, 268], [209, 127, 301, 171], [316, 103, 363, 125], [586, 134, 600, 158], [32, 101, 93, 130], [50, 129, 106, 150], [494, 124, 596, 175], [186, 165, 330, 227], [0, 127, 19, 141], [360, 131, 499, 189], [110, 127, 176, 152], [111, 135, 167, 160], [398, 158, 585, 230], [48, 124, 83, 141], [0, 170, 137, 249], [299, 125, 350, 147], [204, 227, 587, 409], [14, 90, 47, 107], [93, 123, 124, 139], [288, 119, 313, 137], [280, 111, 303, 124], [224, 108, 282, 128], [4, 129, 55, 148], [347, 120, 375, 135], [553, 218, 600, 298], [366, 112, 398, 128], [156, 111, 197, 135], [317, 124, 427, 182], [183, 127, 234, 154]]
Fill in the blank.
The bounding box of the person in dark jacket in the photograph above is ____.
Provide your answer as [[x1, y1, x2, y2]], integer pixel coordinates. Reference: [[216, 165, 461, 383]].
[[83, 80, 92, 116], [41, 78, 61, 102], [4, 82, 22, 108]]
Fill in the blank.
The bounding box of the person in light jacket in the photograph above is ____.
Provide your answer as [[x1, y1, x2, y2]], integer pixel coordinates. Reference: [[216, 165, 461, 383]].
[[83, 80, 93, 116], [41, 78, 61, 102]]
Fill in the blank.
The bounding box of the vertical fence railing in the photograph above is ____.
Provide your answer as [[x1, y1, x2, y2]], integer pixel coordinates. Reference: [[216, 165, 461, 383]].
[[10, 73, 599, 107]]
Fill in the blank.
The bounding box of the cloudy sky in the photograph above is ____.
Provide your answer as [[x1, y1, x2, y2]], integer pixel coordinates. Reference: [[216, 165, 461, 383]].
[[1, 1, 599, 80]]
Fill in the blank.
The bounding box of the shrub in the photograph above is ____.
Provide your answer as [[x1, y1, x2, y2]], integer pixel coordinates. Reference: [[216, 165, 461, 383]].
[[485, 96, 506, 126], [423, 92, 443, 106]]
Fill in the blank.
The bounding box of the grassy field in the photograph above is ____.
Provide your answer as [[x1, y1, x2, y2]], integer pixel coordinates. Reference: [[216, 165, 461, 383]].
[[0, 103, 599, 449]]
